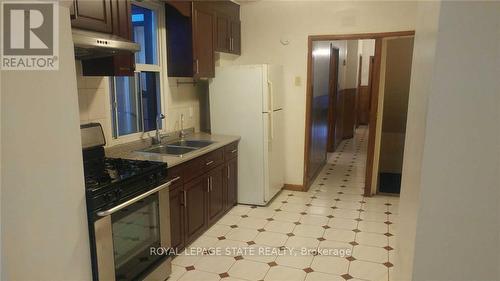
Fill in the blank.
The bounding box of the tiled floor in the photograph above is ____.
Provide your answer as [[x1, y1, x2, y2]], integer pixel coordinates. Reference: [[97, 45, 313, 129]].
[[170, 127, 399, 281]]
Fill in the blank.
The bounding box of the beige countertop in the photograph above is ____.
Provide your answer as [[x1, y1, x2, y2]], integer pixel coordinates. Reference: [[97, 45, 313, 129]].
[[105, 133, 240, 168]]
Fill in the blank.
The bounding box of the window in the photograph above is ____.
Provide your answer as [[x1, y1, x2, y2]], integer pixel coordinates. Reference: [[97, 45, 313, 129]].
[[111, 3, 163, 138]]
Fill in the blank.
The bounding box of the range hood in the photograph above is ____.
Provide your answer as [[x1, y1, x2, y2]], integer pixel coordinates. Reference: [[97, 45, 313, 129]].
[[72, 29, 140, 60]]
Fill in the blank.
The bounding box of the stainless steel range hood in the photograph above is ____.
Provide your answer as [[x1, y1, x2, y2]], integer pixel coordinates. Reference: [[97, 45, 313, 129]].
[[72, 29, 140, 60]]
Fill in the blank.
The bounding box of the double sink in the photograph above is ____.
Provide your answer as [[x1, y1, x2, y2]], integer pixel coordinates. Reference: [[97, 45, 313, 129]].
[[138, 140, 215, 157]]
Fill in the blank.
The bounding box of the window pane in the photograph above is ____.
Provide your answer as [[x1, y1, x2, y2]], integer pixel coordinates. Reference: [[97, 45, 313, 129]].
[[140, 72, 161, 132], [113, 75, 142, 137], [132, 5, 157, 65]]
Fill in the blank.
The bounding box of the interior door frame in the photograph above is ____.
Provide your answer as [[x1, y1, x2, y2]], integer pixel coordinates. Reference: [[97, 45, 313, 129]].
[[303, 30, 415, 194], [326, 46, 340, 153]]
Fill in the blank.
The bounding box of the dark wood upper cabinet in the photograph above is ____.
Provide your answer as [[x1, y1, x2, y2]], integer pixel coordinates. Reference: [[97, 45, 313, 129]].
[[165, 1, 240, 78], [215, 16, 230, 53], [165, 2, 194, 77], [214, 2, 240, 55], [71, 0, 113, 33], [192, 2, 215, 78], [230, 20, 241, 55]]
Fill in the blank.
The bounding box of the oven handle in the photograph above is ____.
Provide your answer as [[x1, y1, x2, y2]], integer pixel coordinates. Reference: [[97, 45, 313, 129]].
[[96, 176, 181, 217]]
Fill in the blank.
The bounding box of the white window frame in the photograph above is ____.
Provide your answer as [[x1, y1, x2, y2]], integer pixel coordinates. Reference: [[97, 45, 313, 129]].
[[108, 0, 168, 145]]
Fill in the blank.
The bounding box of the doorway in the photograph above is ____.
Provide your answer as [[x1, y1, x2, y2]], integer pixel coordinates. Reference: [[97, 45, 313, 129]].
[[376, 37, 415, 194], [302, 31, 415, 194]]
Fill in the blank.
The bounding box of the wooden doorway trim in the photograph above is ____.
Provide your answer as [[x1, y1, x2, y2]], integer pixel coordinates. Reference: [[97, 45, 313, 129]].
[[303, 30, 415, 194]]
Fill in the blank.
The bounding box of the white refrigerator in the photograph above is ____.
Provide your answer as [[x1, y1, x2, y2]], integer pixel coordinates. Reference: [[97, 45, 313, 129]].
[[209, 64, 285, 206]]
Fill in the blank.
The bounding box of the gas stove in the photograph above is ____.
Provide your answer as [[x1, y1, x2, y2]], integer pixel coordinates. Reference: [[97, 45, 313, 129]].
[[81, 123, 168, 216], [81, 123, 173, 281]]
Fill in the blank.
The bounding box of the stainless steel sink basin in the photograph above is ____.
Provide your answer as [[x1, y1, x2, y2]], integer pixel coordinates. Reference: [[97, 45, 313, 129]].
[[139, 145, 197, 156], [136, 139, 215, 157], [168, 140, 214, 148]]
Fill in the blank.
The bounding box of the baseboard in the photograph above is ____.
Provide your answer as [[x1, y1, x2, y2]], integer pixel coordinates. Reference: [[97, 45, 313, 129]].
[[283, 184, 304, 191]]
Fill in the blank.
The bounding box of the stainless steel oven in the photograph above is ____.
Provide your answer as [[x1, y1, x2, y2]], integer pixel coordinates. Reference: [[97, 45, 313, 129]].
[[91, 179, 177, 281], [82, 123, 176, 281]]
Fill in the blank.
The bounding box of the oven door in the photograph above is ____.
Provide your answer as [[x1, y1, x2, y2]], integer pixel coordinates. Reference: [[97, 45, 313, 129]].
[[94, 185, 171, 281]]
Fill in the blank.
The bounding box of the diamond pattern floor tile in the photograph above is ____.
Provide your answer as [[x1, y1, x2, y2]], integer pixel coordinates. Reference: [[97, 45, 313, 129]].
[[171, 127, 399, 281]]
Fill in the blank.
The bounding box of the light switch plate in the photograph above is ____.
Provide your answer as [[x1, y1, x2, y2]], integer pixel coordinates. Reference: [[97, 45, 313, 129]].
[[294, 76, 301, 86]]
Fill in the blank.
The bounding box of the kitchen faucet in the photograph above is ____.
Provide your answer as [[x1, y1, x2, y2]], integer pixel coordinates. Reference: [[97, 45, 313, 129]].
[[153, 113, 165, 145], [179, 114, 187, 140]]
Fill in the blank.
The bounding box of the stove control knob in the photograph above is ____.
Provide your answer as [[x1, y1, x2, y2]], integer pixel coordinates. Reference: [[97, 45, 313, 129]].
[[115, 189, 122, 197], [148, 174, 155, 183], [103, 193, 113, 202]]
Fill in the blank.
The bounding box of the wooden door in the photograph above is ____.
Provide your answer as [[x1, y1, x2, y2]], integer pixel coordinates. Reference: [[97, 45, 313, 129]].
[[305, 43, 332, 187], [327, 47, 340, 152], [169, 183, 185, 250], [215, 16, 230, 52], [192, 3, 215, 78], [230, 20, 241, 55], [207, 166, 225, 225], [71, 0, 113, 33], [225, 158, 238, 211], [184, 176, 207, 243]]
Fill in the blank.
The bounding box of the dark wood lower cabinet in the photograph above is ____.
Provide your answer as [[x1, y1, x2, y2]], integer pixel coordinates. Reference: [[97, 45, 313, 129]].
[[169, 183, 185, 250], [207, 165, 225, 225], [169, 142, 239, 251], [225, 157, 238, 210], [184, 176, 208, 244]]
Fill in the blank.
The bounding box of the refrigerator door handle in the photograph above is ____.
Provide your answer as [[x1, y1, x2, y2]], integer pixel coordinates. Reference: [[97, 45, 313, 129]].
[[268, 81, 274, 141]]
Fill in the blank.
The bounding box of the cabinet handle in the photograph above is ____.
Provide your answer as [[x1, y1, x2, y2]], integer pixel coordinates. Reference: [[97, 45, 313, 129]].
[[227, 167, 230, 179], [195, 59, 199, 74], [230, 37, 233, 51], [231, 149, 237, 153], [183, 190, 187, 209], [205, 160, 214, 166]]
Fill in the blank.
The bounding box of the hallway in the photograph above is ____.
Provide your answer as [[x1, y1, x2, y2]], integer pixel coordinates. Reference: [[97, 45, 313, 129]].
[[170, 127, 400, 281]]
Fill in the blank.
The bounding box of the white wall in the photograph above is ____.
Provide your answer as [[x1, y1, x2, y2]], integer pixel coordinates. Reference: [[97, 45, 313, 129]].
[[398, 1, 500, 280], [224, 1, 417, 185], [345, 40, 360, 89], [396, 1, 440, 278], [1, 6, 92, 280]]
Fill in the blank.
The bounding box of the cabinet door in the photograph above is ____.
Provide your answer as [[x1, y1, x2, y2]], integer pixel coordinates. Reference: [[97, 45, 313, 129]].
[[192, 3, 215, 78], [215, 16, 230, 53], [169, 184, 185, 251], [184, 176, 207, 244], [230, 20, 241, 55], [71, 0, 113, 33], [226, 157, 238, 210], [207, 166, 225, 225]]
